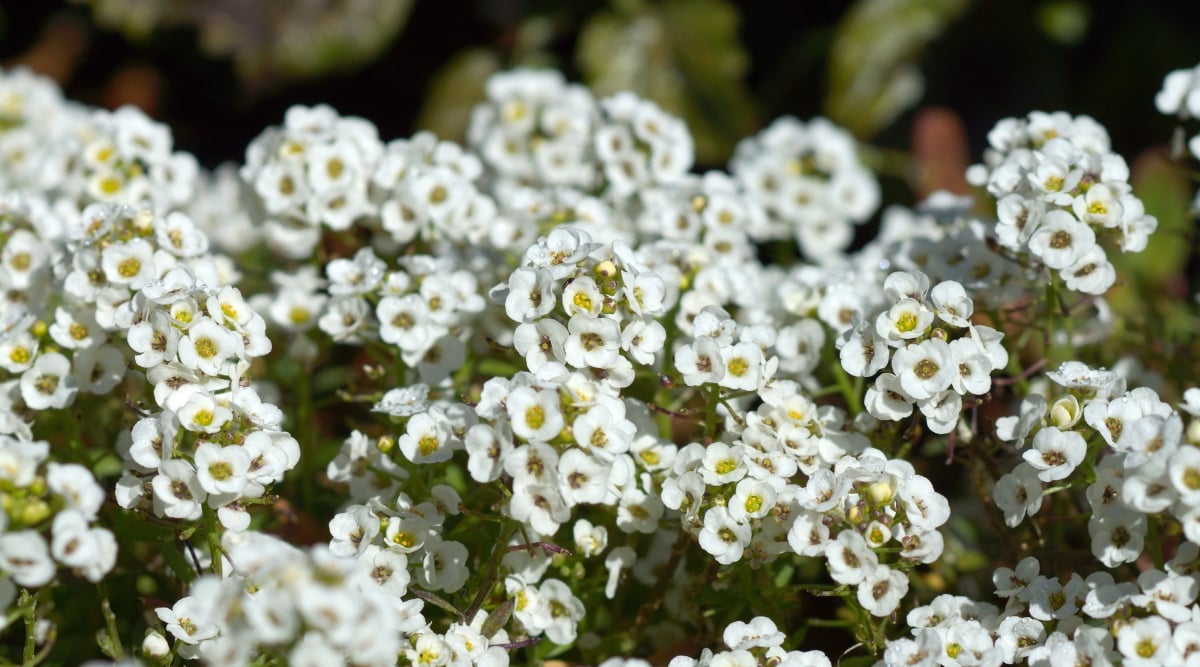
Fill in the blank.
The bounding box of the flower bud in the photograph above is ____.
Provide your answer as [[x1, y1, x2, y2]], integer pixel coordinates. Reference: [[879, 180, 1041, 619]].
[[377, 436, 395, 454], [1188, 419, 1200, 446], [1049, 395, 1081, 428], [142, 629, 170, 661]]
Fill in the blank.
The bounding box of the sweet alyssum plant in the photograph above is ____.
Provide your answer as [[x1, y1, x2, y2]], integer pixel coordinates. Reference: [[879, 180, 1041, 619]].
[[0, 61, 1197, 666]]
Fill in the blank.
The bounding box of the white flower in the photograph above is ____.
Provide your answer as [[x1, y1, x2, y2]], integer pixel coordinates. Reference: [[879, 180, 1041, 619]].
[[857, 564, 909, 617], [509, 483, 569, 535], [397, 411, 456, 464], [178, 318, 241, 376], [502, 268, 556, 323], [514, 319, 569, 371], [177, 391, 232, 434], [899, 475, 950, 530], [101, 238, 157, 288], [864, 373, 914, 421], [0, 531, 54, 587], [1117, 616, 1175, 667], [419, 538, 470, 593], [506, 387, 564, 443], [47, 462, 105, 520], [19, 352, 76, 410], [993, 462, 1044, 527], [51, 509, 117, 581], [1061, 244, 1115, 295], [557, 448, 612, 506], [890, 339, 954, 401], [1027, 210, 1096, 270], [675, 337, 725, 387], [563, 314, 622, 369], [194, 442, 250, 496], [573, 518, 609, 558], [875, 298, 933, 346], [723, 617, 786, 651], [995, 616, 1046, 663], [1088, 508, 1146, 567], [1022, 426, 1086, 482], [698, 506, 751, 565], [621, 318, 666, 366], [373, 384, 431, 418], [929, 280, 973, 328], [536, 578, 585, 644], [156, 585, 225, 646], [826, 530, 878, 585], [719, 342, 765, 391], [152, 460, 206, 521]]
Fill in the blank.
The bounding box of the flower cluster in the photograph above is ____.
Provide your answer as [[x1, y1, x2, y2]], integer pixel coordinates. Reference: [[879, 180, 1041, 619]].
[[730, 116, 880, 258], [1157, 62, 1200, 158], [0, 435, 115, 592], [467, 69, 600, 190], [1156, 62, 1200, 219], [0, 68, 72, 192], [154, 531, 442, 666], [840, 269, 1008, 435], [992, 363, 1200, 568], [885, 545, 1200, 666], [967, 111, 1157, 294], [240, 104, 384, 257], [667, 616, 833, 667]]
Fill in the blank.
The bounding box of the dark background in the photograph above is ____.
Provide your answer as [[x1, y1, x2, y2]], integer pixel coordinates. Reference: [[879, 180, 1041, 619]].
[[2, 1, 1198, 170]]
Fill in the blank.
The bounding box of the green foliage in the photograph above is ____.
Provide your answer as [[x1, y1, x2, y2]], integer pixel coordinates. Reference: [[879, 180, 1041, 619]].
[[577, 0, 758, 165], [825, 0, 968, 139]]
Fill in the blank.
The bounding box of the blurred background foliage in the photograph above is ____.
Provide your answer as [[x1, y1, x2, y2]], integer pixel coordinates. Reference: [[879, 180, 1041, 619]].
[[0, 0, 1195, 169]]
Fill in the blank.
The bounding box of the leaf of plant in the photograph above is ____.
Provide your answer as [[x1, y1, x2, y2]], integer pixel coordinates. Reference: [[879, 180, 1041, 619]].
[[482, 597, 515, 638], [825, 0, 968, 139], [415, 48, 502, 142], [410, 588, 465, 623], [576, 0, 756, 164]]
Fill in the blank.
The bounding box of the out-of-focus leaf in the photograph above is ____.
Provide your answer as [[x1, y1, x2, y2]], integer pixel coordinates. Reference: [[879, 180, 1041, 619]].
[[76, 0, 415, 85], [415, 48, 501, 142], [482, 597, 515, 638], [825, 0, 969, 139], [576, 0, 756, 165], [1109, 150, 1191, 330], [1037, 0, 1090, 45]]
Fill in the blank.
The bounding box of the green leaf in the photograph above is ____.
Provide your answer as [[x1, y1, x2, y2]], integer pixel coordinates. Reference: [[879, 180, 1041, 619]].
[[825, 0, 969, 138], [482, 597, 515, 638], [415, 48, 502, 142], [576, 0, 757, 164], [1119, 151, 1191, 287]]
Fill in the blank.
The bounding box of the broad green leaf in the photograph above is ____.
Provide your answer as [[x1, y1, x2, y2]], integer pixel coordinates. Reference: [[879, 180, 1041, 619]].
[[1121, 151, 1191, 287], [415, 48, 502, 142], [825, 0, 969, 138], [1108, 150, 1193, 345], [576, 0, 757, 164]]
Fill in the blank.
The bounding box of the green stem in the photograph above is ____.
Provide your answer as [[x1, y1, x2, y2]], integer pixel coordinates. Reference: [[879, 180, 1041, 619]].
[[205, 509, 224, 578], [704, 384, 720, 443], [464, 521, 519, 621], [98, 583, 126, 660], [160, 535, 198, 583], [297, 363, 315, 511], [831, 359, 861, 416], [21, 589, 35, 665]]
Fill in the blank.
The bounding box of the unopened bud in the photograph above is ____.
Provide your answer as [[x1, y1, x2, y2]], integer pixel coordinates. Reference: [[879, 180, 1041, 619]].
[[142, 629, 170, 661]]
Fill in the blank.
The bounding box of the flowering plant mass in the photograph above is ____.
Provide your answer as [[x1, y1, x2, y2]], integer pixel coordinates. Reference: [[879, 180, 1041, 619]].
[[1, 59, 1199, 667]]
